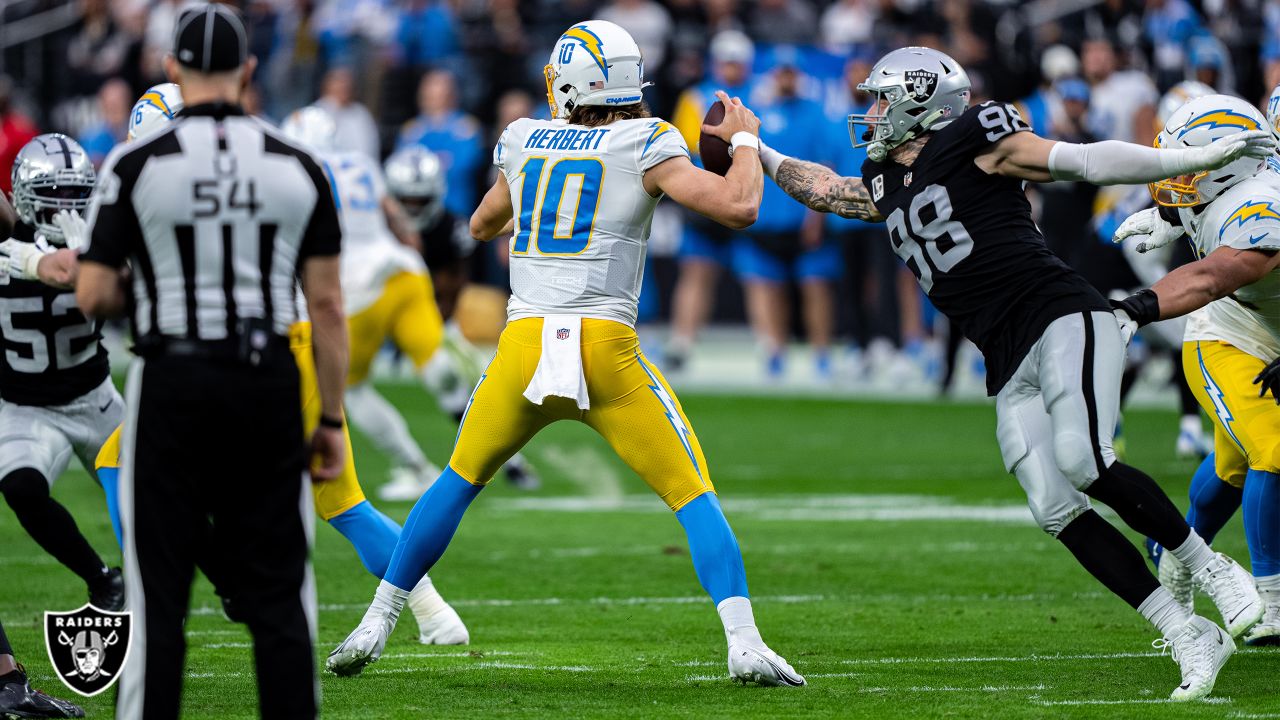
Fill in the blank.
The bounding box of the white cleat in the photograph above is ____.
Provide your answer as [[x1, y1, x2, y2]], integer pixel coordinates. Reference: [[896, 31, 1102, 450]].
[[417, 603, 469, 645], [727, 643, 805, 687], [327, 610, 395, 677], [1159, 554, 1195, 614], [1155, 615, 1234, 702], [1193, 553, 1264, 637], [377, 465, 440, 502], [1243, 590, 1280, 646]]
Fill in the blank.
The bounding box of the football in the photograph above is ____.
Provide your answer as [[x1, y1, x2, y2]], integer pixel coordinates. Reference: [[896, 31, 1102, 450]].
[[698, 101, 732, 176]]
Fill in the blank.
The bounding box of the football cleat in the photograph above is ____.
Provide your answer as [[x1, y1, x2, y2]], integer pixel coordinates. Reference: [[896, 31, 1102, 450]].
[[1159, 554, 1195, 614], [327, 608, 395, 677], [0, 665, 84, 718], [88, 567, 124, 612], [727, 643, 805, 687], [416, 603, 469, 646], [1193, 553, 1263, 637], [1243, 589, 1280, 646], [1154, 616, 1234, 701], [503, 453, 541, 491], [377, 464, 440, 503]]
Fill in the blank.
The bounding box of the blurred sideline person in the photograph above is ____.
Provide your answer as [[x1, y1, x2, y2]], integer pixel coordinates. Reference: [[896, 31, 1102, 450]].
[[0, 135, 124, 612], [665, 30, 755, 371], [1112, 89, 1280, 646], [759, 46, 1272, 700], [283, 106, 538, 501], [76, 6, 343, 716], [0, 616, 83, 718], [81, 84, 470, 647], [329, 20, 805, 687], [737, 49, 837, 380]]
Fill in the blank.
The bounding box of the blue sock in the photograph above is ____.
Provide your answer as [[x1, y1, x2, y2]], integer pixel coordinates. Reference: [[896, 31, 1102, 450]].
[[97, 467, 123, 549], [1186, 453, 1242, 544], [384, 466, 483, 590], [675, 493, 748, 605], [1244, 469, 1280, 577], [328, 500, 403, 578]]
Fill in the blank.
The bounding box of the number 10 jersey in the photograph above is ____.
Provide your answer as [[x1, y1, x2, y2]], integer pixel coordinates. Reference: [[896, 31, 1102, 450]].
[[861, 101, 1109, 395], [493, 117, 690, 327]]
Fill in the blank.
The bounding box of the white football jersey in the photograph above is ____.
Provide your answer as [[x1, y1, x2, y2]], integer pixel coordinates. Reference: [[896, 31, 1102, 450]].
[[323, 150, 425, 315], [493, 116, 689, 326], [1180, 169, 1280, 360]]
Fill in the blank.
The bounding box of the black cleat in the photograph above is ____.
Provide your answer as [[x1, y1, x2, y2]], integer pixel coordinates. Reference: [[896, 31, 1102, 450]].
[[503, 455, 541, 491], [88, 567, 125, 611], [0, 665, 84, 718]]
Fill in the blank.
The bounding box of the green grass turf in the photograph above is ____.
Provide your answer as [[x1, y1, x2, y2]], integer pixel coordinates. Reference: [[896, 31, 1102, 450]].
[[3, 388, 1278, 718]]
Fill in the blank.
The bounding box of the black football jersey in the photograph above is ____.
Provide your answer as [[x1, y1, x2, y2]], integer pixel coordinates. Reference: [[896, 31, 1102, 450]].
[[0, 223, 110, 405], [861, 101, 1109, 394]]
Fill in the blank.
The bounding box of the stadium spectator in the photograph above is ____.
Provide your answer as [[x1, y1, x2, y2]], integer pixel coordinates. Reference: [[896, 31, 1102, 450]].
[[398, 70, 484, 225], [0, 77, 37, 196], [1081, 37, 1158, 145], [737, 50, 836, 380], [316, 67, 381, 160], [1143, 0, 1204, 90], [1016, 45, 1079, 138], [64, 0, 139, 99], [820, 0, 878, 52], [393, 0, 460, 72], [598, 0, 673, 73], [142, 0, 185, 82], [77, 78, 130, 167], [749, 0, 818, 46]]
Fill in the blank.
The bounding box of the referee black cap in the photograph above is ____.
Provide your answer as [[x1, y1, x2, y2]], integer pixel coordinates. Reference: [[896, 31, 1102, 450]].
[[173, 3, 248, 73]]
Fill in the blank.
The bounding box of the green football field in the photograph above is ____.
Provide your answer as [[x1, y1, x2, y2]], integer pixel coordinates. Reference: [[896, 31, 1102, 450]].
[[3, 388, 1278, 718]]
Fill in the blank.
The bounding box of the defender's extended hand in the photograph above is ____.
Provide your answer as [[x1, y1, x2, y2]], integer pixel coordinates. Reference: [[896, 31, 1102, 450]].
[[0, 238, 51, 281], [1191, 130, 1277, 170], [1254, 356, 1280, 405], [1112, 207, 1183, 254], [53, 210, 89, 252]]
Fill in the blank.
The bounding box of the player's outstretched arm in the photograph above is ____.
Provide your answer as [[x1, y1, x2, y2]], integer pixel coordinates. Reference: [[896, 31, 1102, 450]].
[[978, 129, 1276, 185], [1113, 246, 1280, 328], [767, 156, 883, 222], [470, 173, 514, 242]]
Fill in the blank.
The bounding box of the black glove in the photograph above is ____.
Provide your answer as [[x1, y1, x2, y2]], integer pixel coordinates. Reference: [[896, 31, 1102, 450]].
[[1254, 356, 1280, 404], [1109, 288, 1161, 328]]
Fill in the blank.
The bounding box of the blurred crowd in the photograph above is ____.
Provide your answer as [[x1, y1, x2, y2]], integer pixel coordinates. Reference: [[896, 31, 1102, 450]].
[[1, 0, 1278, 384]]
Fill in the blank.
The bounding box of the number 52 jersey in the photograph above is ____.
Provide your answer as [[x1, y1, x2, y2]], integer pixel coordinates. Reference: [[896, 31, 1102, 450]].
[[493, 117, 689, 327], [861, 101, 1109, 395]]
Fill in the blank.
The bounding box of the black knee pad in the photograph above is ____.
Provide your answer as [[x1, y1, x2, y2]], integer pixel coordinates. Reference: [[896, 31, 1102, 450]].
[[0, 468, 51, 504]]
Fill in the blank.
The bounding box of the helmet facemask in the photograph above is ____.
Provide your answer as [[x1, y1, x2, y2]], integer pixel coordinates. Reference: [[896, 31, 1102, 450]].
[[846, 48, 971, 162], [14, 173, 94, 245]]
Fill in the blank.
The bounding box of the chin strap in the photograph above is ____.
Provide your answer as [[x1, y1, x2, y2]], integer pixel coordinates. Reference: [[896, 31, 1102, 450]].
[[870, 107, 948, 161]]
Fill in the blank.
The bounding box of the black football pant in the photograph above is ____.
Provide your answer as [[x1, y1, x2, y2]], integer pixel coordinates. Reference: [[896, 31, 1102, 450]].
[[115, 355, 316, 720]]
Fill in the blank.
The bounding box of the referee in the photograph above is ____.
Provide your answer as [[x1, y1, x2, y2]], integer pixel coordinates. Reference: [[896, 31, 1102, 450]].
[[76, 5, 346, 719]]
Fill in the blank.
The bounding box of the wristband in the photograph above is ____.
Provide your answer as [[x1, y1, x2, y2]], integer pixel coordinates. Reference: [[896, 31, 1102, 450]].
[[1110, 288, 1160, 327], [757, 140, 790, 180], [319, 414, 344, 429], [727, 132, 759, 157]]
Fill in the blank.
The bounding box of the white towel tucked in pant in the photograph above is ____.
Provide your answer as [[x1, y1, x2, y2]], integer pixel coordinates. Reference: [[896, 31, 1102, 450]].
[[523, 315, 590, 409]]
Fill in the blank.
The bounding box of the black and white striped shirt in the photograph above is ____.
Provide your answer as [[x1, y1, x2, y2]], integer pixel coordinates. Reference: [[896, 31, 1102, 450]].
[[82, 103, 340, 342]]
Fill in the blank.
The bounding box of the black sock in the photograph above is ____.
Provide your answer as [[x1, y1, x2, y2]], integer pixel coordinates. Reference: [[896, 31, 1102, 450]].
[[1, 469, 108, 586], [1057, 509, 1161, 608], [1084, 462, 1192, 550]]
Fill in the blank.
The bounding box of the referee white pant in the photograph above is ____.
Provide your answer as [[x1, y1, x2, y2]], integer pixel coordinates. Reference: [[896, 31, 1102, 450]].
[[115, 354, 318, 720], [996, 311, 1124, 537]]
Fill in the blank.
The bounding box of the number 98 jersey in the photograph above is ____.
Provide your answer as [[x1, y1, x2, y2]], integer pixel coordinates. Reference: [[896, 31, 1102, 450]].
[[0, 223, 109, 406], [493, 117, 689, 327], [861, 101, 1109, 395]]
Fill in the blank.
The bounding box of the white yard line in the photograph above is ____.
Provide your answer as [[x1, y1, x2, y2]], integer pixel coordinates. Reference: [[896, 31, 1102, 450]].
[[536, 444, 624, 503], [380, 650, 524, 659], [861, 684, 1049, 693], [1034, 697, 1233, 706], [840, 651, 1164, 665]]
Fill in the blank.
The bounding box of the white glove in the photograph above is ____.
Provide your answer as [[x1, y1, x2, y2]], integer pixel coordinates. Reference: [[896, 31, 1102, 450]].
[[53, 210, 89, 252], [1112, 207, 1184, 254], [0, 238, 53, 281], [1113, 308, 1139, 347], [1175, 129, 1277, 174]]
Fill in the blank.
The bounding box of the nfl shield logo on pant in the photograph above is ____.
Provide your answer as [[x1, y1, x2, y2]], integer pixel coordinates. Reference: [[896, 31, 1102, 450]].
[[44, 604, 133, 696], [556, 328, 570, 340]]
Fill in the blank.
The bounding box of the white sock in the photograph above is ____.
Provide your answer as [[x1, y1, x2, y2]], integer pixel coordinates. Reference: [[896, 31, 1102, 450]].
[[1256, 573, 1280, 594], [1168, 530, 1216, 576], [1138, 586, 1193, 638], [345, 383, 431, 473], [368, 579, 410, 624], [717, 596, 765, 648], [1179, 415, 1202, 435], [407, 575, 450, 623]]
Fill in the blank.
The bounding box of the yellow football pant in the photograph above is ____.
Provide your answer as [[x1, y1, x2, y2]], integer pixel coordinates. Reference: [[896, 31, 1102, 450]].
[[96, 322, 367, 521], [449, 318, 715, 511], [1183, 340, 1280, 489], [347, 270, 445, 385]]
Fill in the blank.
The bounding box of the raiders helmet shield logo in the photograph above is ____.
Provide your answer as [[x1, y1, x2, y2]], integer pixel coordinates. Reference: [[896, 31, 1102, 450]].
[[905, 69, 939, 101], [44, 604, 132, 696]]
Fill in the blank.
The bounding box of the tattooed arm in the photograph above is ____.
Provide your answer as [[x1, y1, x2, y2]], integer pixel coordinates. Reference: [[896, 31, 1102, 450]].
[[771, 157, 884, 222]]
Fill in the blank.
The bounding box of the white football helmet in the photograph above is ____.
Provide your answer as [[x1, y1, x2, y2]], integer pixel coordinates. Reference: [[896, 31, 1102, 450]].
[[10, 134, 95, 245], [543, 20, 648, 120], [848, 47, 971, 162], [1267, 81, 1280, 138], [1151, 94, 1269, 207], [384, 145, 447, 230], [281, 106, 337, 153], [1155, 80, 1215, 129], [128, 83, 184, 141]]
